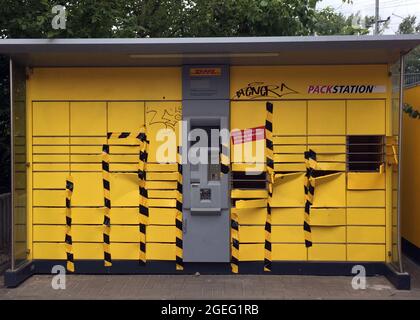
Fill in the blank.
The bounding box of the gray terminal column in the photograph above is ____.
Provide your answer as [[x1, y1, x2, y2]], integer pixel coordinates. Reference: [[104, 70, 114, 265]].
[[182, 65, 230, 263]]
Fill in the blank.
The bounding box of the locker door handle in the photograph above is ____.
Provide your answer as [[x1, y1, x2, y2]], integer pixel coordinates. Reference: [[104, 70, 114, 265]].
[[183, 217, 187, 234]]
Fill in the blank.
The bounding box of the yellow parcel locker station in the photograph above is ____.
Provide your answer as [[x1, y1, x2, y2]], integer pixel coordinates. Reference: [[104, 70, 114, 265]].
[[2, 35, 419, 289]]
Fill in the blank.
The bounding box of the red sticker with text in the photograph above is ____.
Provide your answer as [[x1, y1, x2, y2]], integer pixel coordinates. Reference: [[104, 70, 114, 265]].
[[231, 126, 265, 145]]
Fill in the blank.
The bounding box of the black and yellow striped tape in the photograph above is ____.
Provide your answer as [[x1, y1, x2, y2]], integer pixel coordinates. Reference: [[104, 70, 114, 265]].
[[107, 132, 138, 140], [102, 144, 112, 267], [304, 149, 317, 248], [65, 176, 74, 272], [231, 209, 239, 274], [175, 145, 183, 270], [220, 139, 230, 174], [264, 102, 274, 272], [137, 129, 149, 265]]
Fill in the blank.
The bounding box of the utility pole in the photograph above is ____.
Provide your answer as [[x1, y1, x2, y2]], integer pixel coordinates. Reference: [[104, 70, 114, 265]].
[[375, 0, 379, 35]]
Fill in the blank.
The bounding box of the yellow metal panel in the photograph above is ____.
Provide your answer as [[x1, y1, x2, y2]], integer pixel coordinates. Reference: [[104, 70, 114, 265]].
[[111, 173, 137, 206], [272, 208, 304, 225], [231, 189, 267, 199], [109, 146, 138, 154], [70, 154, 102, 162], [274, 163, 306, 172], [347, 172, 385, 190], [234, 207, 266, 225], [70, 102, 106, 136], [311, 226, 346, 243], [271, 172, 305, 207], [33, 172, 68, 189], [34, 225, 98, 242], [149, 199, 176, 207], [145, 181, 177, 190], [347, 208, 385, 225], [147, 243, 175, 260], [273, 145, 307, 153], [33, 242, 67, 259], [30, 67, 181, 101], [72, 172, 103, 206], [147, 172, 178, 181], [347, 226, 385, 244], [239, 243, 264, 261], [273, 101, 307, 135], [33, 242, 175, 260], [149, 208, 176, 225], [308, 101, 345, 135], [71, 145, 102, 154], [316, 154, 346, 162], [308, 244, 346, 261], [312, 173, 346, 207], [33, 154, 69, 163], [272, 226, 304, 243], [239, 226, 264, 243], [33, 137, 69, 145], [347, 100, 386, 135], [33, 145, 69, 154], [33, 102, 69, 136], [232, 163, 266, 172], [308, 145, 346, 153], [109, 154, 138, 162], [33, 190, 63, 206], [71, 163, 101, 171], [274, 154, 304, 162], [70, 137, 106, 145], [145, 102, 181, 163], [307, 136, 346, 144], [110, 163, 137, 172], [108, 102, 145, 133], [273, 136, 306, 145], [310, 208, 346, 226], [347, 190, 386, 207], [34, 208, 65, 224], [347, 244, 385, 261], [272, 244, 307, 260], [148, 190, 177, 199], [148, 226, 175, 242], [147, 163, 178, 172], [315, 162, 346, 171]]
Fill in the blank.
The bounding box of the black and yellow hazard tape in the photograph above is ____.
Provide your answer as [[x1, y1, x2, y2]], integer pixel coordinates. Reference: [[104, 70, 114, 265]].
[[65, 176, 74, 272], [107, 132, 139, 140], [220, 139, 230, 174], [175, 145, 183, 270], [137, 128, 149, 265], [264, 102, 274, 272], [102, 144, 112, 267], [304, 149, 317, 248], [231, 209, 239, 274]]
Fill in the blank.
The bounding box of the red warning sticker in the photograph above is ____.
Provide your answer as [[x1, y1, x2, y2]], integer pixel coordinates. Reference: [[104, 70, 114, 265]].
[[231, 126, 265, 145]]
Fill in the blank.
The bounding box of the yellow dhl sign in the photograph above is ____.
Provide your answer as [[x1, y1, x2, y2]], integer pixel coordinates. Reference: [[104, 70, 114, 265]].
[[190, 67, 222, 77]]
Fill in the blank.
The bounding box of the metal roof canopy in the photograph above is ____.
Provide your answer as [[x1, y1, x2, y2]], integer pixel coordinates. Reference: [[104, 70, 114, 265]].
[[0, 35, 420, 67]]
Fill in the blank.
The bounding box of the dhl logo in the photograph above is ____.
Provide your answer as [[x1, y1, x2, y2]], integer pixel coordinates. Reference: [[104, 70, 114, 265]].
[[190, 68, 222, 76]]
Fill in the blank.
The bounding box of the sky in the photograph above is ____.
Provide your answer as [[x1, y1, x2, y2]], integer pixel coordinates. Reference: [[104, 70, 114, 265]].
[[317, 0, 420, 34]]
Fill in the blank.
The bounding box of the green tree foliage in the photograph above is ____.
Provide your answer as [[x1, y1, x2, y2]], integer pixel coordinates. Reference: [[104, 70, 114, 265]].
[[313, 7, 370, 35], [397, 15, 420, 35], [396, 15, 420, 76]]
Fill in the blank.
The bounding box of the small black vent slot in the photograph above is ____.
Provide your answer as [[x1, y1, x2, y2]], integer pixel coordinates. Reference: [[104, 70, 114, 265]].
[[347, 135, 384, 172], [232, 171, 266, 189]]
